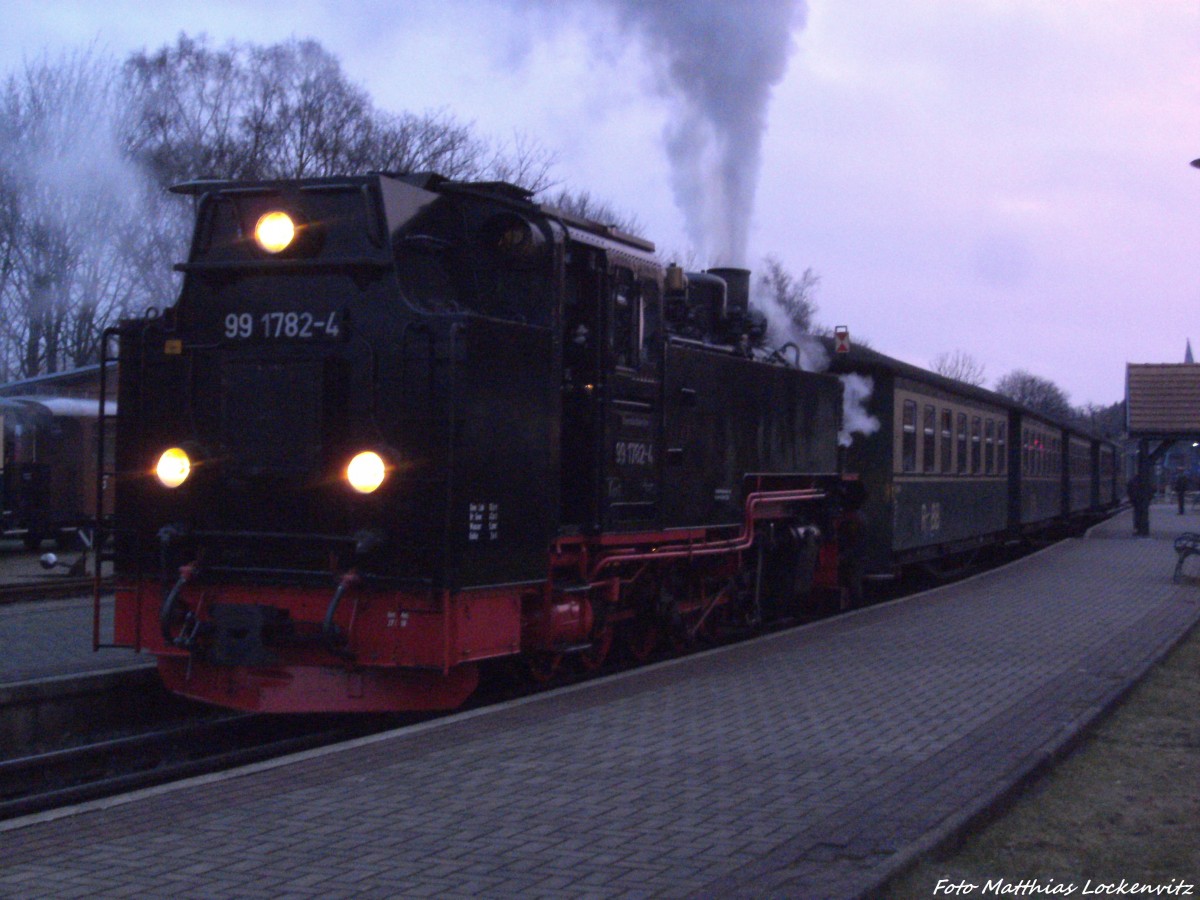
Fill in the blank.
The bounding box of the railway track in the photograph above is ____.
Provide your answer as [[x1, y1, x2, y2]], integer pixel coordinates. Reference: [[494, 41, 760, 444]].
[[0, 712, 389, 821], [0, 577, 109, 605]]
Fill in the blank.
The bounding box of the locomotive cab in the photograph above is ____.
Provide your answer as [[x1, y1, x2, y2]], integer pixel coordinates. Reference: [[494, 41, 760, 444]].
[[117, 174, 560, 590]]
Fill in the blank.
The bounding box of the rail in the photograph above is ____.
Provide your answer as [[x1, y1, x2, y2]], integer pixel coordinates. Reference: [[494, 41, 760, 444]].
[[0, 713, 378, 821]]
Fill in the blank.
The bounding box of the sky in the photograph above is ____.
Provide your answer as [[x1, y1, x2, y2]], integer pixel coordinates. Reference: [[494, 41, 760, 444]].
[[3, 0, 1199, 406]]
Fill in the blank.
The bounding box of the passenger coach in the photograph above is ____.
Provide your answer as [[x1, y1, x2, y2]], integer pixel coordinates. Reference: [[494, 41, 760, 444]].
[[827, 343, 1120, 580]]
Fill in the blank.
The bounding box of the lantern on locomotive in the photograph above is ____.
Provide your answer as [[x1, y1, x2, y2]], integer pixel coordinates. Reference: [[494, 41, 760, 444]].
[[98, 172, 845, 713]]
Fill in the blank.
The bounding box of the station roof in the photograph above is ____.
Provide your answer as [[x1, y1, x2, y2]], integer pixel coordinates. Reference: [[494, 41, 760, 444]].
[[1125, 363, 1200, 437], [0, 364, 105, 399]]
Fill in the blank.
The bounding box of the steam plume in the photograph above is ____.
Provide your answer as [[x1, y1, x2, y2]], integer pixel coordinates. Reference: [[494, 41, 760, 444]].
[[839, 374, 881, 448], [603, 0, 806, 265]]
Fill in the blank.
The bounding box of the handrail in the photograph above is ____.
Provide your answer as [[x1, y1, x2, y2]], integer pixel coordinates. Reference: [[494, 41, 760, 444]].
[[92, 326, 121, 651], [587, 488, 826, 581]]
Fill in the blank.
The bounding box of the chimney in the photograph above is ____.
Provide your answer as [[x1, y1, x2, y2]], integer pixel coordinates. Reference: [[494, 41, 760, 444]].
[[707, 267, 751, 315]]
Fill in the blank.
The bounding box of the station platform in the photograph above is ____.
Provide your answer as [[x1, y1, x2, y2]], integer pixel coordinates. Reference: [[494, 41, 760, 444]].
[[1, 505, 1197, 898], [0, 538, 146, 690], [0, 594, 147, 689]]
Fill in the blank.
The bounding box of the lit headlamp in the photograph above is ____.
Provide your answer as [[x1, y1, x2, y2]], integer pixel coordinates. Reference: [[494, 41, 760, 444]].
[[254, 211, 297, 254], [346, 451, 388, 494], [155, 447, 191, 488]]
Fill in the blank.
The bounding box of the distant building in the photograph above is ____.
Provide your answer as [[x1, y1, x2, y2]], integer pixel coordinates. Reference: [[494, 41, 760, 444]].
[[1126, 343, 1200, 492], [0, 365, 109, 400]]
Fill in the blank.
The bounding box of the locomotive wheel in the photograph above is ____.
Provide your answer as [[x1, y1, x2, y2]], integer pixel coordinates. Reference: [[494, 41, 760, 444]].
[[685, 604, 724, 647], [575, 625, 614, 672], [621, 620, 659, 663], [524, 651, 563, 684]]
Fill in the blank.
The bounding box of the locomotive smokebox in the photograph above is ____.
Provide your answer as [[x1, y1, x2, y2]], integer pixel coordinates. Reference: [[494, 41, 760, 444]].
[[707, 267, 751, 315]]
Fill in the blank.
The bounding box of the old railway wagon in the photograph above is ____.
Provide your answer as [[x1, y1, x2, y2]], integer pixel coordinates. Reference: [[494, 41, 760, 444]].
[[98, 173, 846, 713], [1, 395, 113, 550], [826, 343, 1121, 580]]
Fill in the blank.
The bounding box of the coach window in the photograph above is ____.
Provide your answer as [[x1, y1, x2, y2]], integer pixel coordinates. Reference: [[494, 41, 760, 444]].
[[997, 423, 1007, 475], [971, 416, 982, 474], [956, 413, 968, 474], [922, 404, 936, 473], [940, 409, 952, 474], [901, 400, 917, 473], [985, 419, 995, 474]]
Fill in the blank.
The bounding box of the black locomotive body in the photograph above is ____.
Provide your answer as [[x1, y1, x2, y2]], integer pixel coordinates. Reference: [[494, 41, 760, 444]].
[[827, 343, 1122, 579], [103, 173, 845, 712]]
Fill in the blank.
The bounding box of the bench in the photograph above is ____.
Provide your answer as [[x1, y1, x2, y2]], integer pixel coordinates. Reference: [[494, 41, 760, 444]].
[[1172, 533, 1200, 583]]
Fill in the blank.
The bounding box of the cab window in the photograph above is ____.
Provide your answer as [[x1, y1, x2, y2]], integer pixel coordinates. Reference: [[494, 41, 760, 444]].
[[610, 268, 639, 369]]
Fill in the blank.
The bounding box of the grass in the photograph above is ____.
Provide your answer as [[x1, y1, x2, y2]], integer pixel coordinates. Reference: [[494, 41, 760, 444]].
[[881, 617, 1200, 897]]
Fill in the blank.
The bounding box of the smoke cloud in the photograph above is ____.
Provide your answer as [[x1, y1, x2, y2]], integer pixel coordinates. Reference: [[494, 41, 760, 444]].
[[601, 0, 806, 266], [838, 374, 881, 448]]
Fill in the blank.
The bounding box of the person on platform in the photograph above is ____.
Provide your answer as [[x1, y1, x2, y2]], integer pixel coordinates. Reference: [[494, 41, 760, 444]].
[[1128, 473, 1152, 536], [1174, 472, 1190, 515]]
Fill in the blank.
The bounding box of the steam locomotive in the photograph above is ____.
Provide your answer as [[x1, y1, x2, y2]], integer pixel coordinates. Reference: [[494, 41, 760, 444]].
[[100, 173, 849, 713]]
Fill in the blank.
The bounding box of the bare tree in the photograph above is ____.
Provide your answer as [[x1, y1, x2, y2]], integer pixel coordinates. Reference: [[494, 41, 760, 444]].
[[241, 39, 378, 178], [0, 49, 143, 379], [758, 255, 819, 334], [123, 34, 250, 183], [0, 34, 567, 380], [994, 369, 1072, 421], [930, 349, 987, 387], [124, 35, 559, 189], [1073, 400, 1126, 439], [371, 108, 486, 180], [484, 131, 558, 195], [541, 187, 641, 234]]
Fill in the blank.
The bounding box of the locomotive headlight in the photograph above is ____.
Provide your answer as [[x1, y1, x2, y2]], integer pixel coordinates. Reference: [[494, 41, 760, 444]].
[[346, 451, 387, 494], [155, 447, 191, 489], [254, 211, 296, 254]]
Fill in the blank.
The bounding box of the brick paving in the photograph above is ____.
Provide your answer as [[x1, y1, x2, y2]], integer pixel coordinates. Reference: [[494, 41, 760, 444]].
[[0, 506, 1197, 898]]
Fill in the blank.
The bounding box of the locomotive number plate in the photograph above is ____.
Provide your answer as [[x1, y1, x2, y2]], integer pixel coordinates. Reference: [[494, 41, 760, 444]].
[[223, 310, 343, 341], [615, 440, 655, 467]]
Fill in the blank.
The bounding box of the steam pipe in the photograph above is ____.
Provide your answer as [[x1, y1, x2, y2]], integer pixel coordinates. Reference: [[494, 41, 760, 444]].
[[159, 562, 198, 645], [322, 570, 360, 659], [587, 488, 826, 581]]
